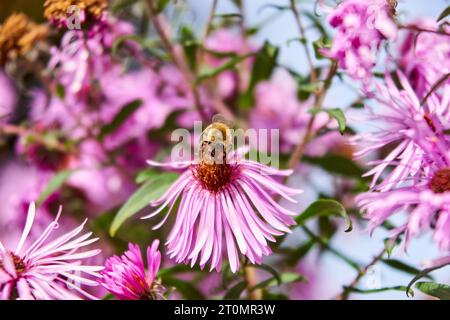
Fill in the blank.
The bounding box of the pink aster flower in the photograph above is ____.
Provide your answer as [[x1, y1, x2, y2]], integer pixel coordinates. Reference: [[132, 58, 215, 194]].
[[0, 202, 103, 300], [353, 71, 450, 192], [322, 0, 397, 83], [398, 18, 450, 98], [99, 241, 163, 300], [355, 72, 450, 252], [143, 133, 302, 272]]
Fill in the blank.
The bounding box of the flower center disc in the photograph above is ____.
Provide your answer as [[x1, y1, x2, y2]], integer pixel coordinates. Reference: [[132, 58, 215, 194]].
[[0, 252, 26, 275], [194, 163, 233, 192], [429, 168, 450, 193]]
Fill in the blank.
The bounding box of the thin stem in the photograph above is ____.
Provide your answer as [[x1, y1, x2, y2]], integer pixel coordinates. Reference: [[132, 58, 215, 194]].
[[290, 0, 317, 85], [146, 0, 209, 122], [399, 24, 450, 37], [420, 72, 450, 106], [335, 247, 387, 300], [201, 0, 219, 43], [287, 61, 337, 168], [243, 263, 261, 300], [301, 225, 360, 272], [197, 0, 241, 123], [0, 124, 67, 152]]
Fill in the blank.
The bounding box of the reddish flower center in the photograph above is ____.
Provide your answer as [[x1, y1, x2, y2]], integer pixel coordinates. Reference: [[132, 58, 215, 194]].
[[27, 143, 70, 171], [0, 252, 26, 275], [193, 163, 234, 192], [429, 168, 450, 193]]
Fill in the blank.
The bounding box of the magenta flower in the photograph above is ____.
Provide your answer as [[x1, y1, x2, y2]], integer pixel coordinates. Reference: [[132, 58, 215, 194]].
[[353, 71, 450, 192], [322, 0, 397, 82], [398, 18, 450, 98], [0, 202, 103, 300], [99, 241, 163, 300], [355, 72, 450, 251], [143, 145, 302, 273]]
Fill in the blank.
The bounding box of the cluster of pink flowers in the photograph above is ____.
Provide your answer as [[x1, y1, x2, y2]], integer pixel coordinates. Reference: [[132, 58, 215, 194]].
[[397, 18, 450, 98], [322, 0, 397, 83], [355, 70, 450, 258]]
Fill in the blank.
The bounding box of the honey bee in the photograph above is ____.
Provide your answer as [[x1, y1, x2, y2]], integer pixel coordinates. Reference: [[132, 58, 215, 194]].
[[200, 115, 233, 165]]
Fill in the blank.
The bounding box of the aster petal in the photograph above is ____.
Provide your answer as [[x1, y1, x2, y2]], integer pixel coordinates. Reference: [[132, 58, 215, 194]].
[[199, 195, 217, 267], [1, 283, 13, 300], [238, 182, 292, 233], [223, 216, 239, 273], [219, 191, 248, 254], [188, 194, 214, 263], [147, 240, 161, 285], [15, 202, 36, 255], [17, 278, 33, 300], [242, 170, 298, 202], [0, 248, 16, 278]]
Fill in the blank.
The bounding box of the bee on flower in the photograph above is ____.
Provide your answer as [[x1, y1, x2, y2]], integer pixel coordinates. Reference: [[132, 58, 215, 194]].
[[142, 116, 302, 273]]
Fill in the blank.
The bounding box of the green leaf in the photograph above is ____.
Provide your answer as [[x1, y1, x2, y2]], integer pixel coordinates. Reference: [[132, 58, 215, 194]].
[[179, 26, 197, 71], [224, 281, 248, 300], [213, 13, 243, 19], [252, 264, 281, 286], [261, 291, 289, 300], [303, 154, 365, 178], [37, 170, 74, 206], [296, 199, 352, 232], [415, 282, 450, 300], [259, 4, 290, 12], [252, 272, 305, 291], [157, 264, 200, 277], [240, 41, 278, 108], [196, 53, 253, 85], [56, 84, 65, 100], [109, 172, 179, 236], [345, 286, 413, 296], [102, 293, 115, 300], [406, 264, 449, 297], [437, 6, 450, 22], [112, 35, 159, 55], [155, 0, 171, 13], [313, 37, 332, 60], [111, 0, 139, 14], [300, 225, 360, 271], [99, 99, 142, 140], [310, 108, 346, 134], [250, 41, 278, 87], [285, 239, 315, 266], [135, 168, 158, 184], [383, 237, 400, 258], [163, 277, 206, 300], [381, 259, 432, 279], [302, 12, 329, 39]]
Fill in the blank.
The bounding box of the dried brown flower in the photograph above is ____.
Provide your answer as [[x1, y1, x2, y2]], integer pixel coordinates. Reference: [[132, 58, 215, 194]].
[[44, 0, 108, 24], [0, 13, 47, 65]]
